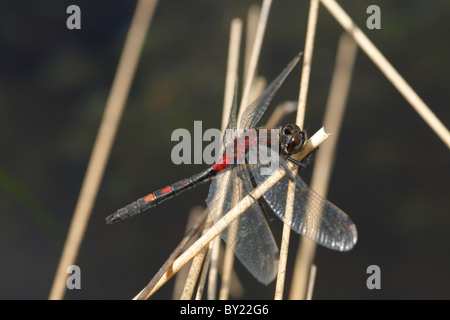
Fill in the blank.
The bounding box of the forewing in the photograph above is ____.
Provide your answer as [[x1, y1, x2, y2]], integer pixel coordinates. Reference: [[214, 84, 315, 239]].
[[225, 80, 238, 132], [239, 52, 302, 130]]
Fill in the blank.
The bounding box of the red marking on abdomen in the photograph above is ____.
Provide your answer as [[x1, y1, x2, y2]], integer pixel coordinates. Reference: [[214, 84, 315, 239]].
[[161, 186, 173, 194], [212, 155, 232, 171], [144, 194, 155, 202]]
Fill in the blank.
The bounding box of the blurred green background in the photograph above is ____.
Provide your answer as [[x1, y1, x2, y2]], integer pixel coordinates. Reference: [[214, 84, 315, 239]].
[[0, 0, 449, 299]]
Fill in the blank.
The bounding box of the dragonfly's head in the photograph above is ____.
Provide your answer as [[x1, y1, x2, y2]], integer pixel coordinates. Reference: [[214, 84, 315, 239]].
[[280, 124, 307, 155]]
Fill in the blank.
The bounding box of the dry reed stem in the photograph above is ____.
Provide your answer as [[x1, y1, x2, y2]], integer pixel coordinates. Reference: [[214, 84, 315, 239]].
[[172, 207, 205, 299], [221, 18, 243, 133], [219, 181, 241, 300], [218, 169, 239, 299], [218, 230, 236, 300], [219, 242, 245, 298], [135, 128, 329, 299], [289, 32, 357, 300], [320, 0, 450, 148], [48, 0, 158, 300], [274, 0, 319, 300], [265, 101, 297, 129], [244, 5, 261, 86], [220, 3, 269, 299], [180, 219, 212, 300], [312, 33, 357, 195], [134, 209, 208, 300], [237, 0, 272, 124], [195, 246, 212, 300], [207, 237, 220, 299], [180, 244, 208, 300], [249, 76, 267, 105], [296, 0, 319, 129], [306, 264, 317, 300], [274, 166, 298, 299], [207, 18, 243, 300]]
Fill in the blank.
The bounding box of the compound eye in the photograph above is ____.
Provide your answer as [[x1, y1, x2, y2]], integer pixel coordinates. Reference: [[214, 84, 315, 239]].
[[299, 131, 306, 141], [283, 125, 292, 135], [290, 132, 306, 154]]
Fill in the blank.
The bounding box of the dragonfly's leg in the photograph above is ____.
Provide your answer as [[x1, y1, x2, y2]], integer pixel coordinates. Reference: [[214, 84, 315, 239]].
[[300, 146, 319, 169], [287, 146, 319, 171], [286, 156, 303, 167], [280, 158, 297, 182], [241, 164, 271, 217], [239, 164, 259, 204]]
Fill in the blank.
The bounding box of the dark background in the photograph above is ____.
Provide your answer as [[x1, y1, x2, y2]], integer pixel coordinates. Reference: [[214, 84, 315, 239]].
[[0, 0, 449, 299]]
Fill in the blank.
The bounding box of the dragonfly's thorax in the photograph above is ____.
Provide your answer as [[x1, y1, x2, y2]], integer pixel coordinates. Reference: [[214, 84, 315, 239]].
[[212, 129, 278, 171], [211, 126, 306, 172]]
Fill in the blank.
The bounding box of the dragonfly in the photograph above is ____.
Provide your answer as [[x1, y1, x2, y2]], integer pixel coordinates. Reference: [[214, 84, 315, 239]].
[[106, 52, 357, 284]]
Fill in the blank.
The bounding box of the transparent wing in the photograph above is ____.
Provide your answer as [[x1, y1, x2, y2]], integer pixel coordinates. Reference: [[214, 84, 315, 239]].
[[251, 148, 357, 252], [239, 52, 302, 130], [206, 164, 279, 285], [220, 81, 238, 157], [225, 81, 238, 131]]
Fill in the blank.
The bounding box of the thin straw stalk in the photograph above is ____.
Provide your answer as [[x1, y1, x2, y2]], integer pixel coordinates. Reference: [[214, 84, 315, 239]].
[[265, 101, 297, 129], [237, 0, 272, 123], [208, 18, 243, 300], [172, 207, 206, 299], [135, 128, 329, 299], [296, 0, 319, 129], [134, 209, 208, 300], [306, 264, 317, 300], [195, 247, 212, 300], [243, 5, 261, 86], [218, 219, 236, 300], [220, 2, 270, 299], [221, 18, 243, 133], [289, 32, 357, 300], [320, 0, 450, 148], [274, 0, 319, 300], [180, 219, 212, 300], [49, 0, 158, 300]]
